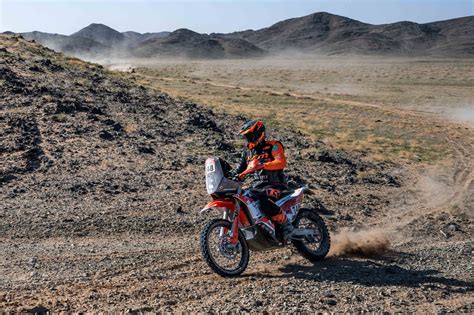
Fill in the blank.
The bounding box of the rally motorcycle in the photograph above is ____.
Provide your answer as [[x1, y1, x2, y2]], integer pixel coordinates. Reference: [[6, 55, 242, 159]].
[[199, 157, 330, 277]]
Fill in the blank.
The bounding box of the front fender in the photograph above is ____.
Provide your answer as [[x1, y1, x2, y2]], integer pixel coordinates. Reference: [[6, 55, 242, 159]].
[[200, 199, 236, 214]]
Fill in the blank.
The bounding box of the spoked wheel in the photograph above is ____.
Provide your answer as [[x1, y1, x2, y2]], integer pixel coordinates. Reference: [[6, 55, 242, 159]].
[[200, 219, 249, 277], [292, 208, 330, 262]]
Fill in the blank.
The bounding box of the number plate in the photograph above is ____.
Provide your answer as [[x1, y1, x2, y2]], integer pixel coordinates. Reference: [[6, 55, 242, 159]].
[[205, 159, 216, 174]]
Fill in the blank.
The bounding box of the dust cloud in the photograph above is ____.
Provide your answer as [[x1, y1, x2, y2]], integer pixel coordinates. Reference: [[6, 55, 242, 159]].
[[447, 107, 474, 125], [329, 228, 391, 257]]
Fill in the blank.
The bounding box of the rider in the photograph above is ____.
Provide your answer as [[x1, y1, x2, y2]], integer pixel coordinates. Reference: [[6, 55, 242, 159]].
[[234, 119, 294, 240]]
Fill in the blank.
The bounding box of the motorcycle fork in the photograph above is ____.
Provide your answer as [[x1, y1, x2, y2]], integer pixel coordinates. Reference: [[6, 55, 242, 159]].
[[219, 202, 240, 246], [219, 209, 229, 238], [229, 200, 241, 245]]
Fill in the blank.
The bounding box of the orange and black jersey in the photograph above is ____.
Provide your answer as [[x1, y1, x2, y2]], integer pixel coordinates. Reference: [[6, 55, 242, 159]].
[[236, 140, 287, 185]]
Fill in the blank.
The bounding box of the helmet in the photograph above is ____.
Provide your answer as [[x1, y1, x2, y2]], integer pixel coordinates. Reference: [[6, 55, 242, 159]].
[[239, 119, 265, 149]]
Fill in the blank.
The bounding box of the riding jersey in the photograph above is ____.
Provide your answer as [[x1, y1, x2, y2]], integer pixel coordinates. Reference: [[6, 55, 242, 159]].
[[236, 140, 287, 186]]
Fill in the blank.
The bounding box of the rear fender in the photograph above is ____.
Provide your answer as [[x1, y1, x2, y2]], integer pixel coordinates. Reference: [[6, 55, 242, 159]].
[[276, 187, 305, 208], [277, 188, 306, 222], [200, 199, 236, 214]]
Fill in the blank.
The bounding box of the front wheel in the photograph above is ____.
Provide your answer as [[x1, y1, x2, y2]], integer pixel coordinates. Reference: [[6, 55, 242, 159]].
[[200, 219, 249, 277], [292, 208, 331, 262]]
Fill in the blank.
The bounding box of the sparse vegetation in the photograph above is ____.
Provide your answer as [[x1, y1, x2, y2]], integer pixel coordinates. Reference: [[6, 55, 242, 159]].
[[52, 113, 67, 122], [133, 58, 473, 164]]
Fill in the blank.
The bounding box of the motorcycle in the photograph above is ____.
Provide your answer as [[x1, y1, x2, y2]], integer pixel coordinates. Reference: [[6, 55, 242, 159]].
[[199, 157, 331, 277]]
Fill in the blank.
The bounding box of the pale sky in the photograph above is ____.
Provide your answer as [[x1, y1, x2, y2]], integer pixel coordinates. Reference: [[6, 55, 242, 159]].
[[1, 0, 472, 34]]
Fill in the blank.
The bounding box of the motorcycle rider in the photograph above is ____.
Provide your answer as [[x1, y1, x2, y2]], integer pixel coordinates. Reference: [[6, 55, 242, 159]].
[[234, 119, 294, 240]]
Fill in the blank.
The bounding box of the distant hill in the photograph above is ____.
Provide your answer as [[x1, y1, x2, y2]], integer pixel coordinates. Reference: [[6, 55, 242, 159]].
[[132, 28, 265, 58], [71, 23, 125, 47], [21, 24, 173, 58], [216, 12, 369, 51], [17, 12, 474, 58], [20, 25, 262, 59], [216, 12, 474, 56], [21, 31, 109, 56], [423, 16, 474, 56], [122, 31, 170, 46]]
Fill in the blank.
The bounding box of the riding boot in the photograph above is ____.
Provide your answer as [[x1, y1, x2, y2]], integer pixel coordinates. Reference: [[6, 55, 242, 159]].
[[271, 212, 294, 241], [280, 219, 295, 241]]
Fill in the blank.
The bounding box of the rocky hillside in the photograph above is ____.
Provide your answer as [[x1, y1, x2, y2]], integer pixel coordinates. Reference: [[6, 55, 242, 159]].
[[0, 33, 400, 238], [217, 12, 474, 56], [0, 33, 240, 237]]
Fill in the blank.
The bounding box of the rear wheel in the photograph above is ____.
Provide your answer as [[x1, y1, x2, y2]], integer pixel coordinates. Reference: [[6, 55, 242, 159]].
[[200, 219, 249, 277], [292, 209, 330, 262]]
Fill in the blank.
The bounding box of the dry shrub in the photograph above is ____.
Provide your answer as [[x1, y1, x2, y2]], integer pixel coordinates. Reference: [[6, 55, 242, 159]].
[[124, 123, 138, 133]]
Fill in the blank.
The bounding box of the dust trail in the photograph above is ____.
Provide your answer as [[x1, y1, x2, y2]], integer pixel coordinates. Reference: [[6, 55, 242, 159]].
[[446, 106, 474, 125], [329, 228, 391, 257], [328, 169, 462, 258]]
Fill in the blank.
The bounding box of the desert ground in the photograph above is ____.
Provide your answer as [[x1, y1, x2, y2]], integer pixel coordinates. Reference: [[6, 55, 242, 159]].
[[1, 35, 473, 313]]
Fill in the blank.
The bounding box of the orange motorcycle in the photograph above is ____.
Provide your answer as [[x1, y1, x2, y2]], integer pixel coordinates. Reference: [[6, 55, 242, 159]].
[[200, 157, 330, 277]]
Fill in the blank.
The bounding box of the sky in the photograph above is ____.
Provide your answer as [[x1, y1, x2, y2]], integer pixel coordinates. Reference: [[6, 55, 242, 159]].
[[0, 0, 472, 34]]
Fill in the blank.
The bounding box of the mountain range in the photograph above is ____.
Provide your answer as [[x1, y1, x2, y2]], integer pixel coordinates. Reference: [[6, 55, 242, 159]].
[[14, 12, 474, 58]]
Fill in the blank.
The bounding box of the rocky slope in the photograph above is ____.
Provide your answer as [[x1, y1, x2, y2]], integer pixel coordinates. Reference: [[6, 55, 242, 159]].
[[0, 35, 472, 313]]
